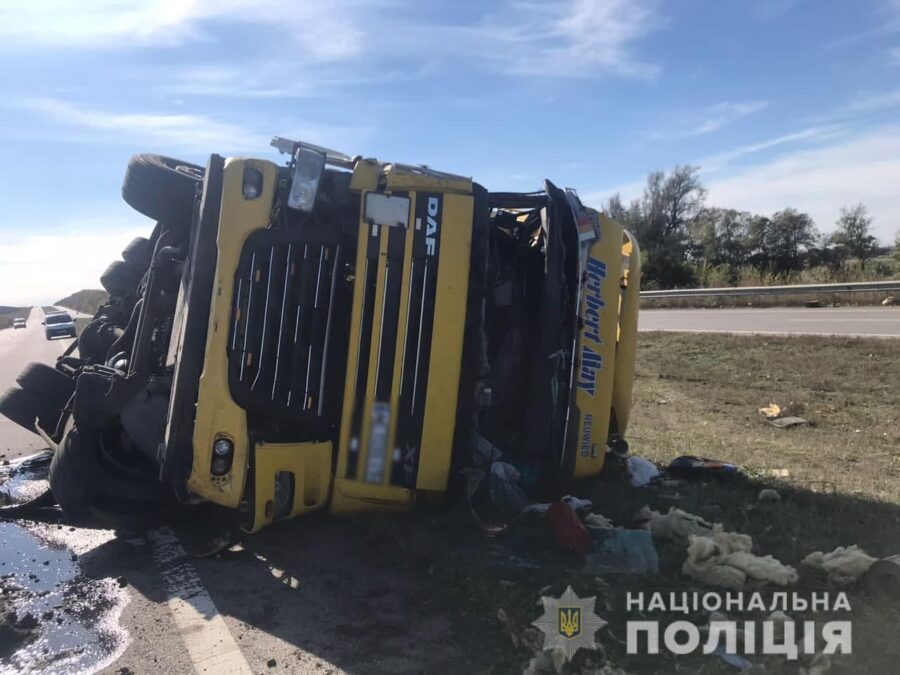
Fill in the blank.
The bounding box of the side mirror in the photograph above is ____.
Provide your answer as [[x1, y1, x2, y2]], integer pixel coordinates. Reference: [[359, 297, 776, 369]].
[[41, 320, 45, 325]]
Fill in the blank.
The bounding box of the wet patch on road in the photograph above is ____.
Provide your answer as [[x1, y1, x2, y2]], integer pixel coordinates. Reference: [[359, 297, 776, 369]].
[[0, 454, 130, 674]]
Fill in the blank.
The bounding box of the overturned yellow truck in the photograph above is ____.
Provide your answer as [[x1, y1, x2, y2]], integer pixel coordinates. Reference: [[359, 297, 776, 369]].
[[0, 138, 640, 532]]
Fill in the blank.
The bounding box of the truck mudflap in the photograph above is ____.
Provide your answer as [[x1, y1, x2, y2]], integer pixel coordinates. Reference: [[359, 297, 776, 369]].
[[244, 440, 332, 533], [331, 186, 474, 514], [564, 208, 626, 479]]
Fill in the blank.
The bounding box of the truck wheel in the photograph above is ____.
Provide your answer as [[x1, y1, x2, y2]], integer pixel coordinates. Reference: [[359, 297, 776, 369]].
[[100, 260, 145, 296], [16, 363, 75, 407], [121, 236, 151, 270], [122, 154, 203, 238], [0, 387, 58, 434], [50, 426, 99, 517]]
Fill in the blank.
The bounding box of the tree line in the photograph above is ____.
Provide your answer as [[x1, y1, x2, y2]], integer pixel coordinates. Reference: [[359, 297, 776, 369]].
[[603, 166, 898, 289]]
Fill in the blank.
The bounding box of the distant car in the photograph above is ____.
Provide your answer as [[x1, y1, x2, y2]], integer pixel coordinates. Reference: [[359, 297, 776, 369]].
[[13, 318, 26, 329], [43, 312, 76, 340]]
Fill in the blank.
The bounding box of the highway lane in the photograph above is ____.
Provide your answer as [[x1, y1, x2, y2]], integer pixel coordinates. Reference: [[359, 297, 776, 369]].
[[639, 306, 900, 337], [0, 307, 78, 458]]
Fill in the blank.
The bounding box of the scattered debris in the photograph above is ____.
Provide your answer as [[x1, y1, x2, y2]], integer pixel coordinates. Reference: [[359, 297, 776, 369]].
[[882, 295, 896, 306], [683, 525, 798, 589], [758, 402, 782, 419], [583, 513, 615, 530], [757, 489, 780, 503], [522, 646, 566, 675], [490, 462, 530, 512], [546, 501, 590, 555], [585, 529, 659, 575], [635, 506, 714, 542], [768, 416, 808, 429], [523, 495, 593, 515], [799, 652, 832, 675], [667, 455, 741, 481], [802, 545, 877, 585], [769, 468, 791, 478], [711, 644, 752, 670], [626, 456, 659, 487], [864, 554, 900, 603]]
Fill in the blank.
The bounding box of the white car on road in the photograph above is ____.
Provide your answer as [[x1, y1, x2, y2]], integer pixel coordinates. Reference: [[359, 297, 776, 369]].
[[44, 312, 77, 340], [13, 318, 26, 329]]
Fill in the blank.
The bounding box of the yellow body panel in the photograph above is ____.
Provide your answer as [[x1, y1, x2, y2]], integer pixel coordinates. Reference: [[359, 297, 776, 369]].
[[247, 441, 332, 532], [383, 166, 472, 195], [572, 215, 624, 478], [415, 193, 473, 490], [611, 231, 641, 436], [189, 158, 278, 507], [333, 191, 418, 513]]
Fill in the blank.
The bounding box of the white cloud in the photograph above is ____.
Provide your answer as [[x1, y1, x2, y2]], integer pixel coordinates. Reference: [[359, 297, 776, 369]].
[[0, 0, 662, 80], [699, 125, 845, 171], [10, 97, 368, 156], [17, 97, 268, 153], [844, 89, 900, 114], [0, 1, 371, 60], [0, 217, 150, 306], [494, 0, 664, 78], [651, 100, 769, 140], [706, 126, 900, 239]]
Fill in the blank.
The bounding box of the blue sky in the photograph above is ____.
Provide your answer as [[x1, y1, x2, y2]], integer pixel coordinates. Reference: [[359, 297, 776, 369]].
[[1, 0, 899, 304]]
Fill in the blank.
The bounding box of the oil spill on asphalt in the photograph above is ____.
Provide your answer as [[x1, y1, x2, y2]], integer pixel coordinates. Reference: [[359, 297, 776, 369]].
[[0, 455, 129, 674]]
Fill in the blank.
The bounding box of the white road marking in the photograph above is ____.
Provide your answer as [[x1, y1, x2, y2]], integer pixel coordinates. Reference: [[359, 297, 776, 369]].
[[640, 328, 899, 339], [148, 528, 252, 675]]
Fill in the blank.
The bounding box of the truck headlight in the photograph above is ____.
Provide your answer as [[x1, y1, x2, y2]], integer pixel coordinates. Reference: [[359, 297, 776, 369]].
[[287, 146, 325, 212], [211, 437, 234, 476]]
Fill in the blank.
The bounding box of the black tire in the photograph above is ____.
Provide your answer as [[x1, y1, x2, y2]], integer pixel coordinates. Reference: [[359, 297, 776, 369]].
[[16, 363, 75, 408], [121, 236, 151, 270], [0, 387, 59, 434], [51, 425, 162, 518], [50, 426, 99, 516], [100, 260, 145, 296], [122, 154, 203, 237]]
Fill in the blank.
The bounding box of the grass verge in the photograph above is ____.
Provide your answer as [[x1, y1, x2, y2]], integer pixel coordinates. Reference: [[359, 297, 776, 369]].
[[0, 307, 29, 331]]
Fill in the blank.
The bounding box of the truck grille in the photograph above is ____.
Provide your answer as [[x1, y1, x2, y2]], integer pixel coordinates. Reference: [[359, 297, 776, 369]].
[[228, 230, 342, 431]]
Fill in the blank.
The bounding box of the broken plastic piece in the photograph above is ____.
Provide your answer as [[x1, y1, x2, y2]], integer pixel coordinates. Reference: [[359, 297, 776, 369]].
[[667, 455, 741, 481], [584, 528, 658, 574], [547, 501, 591, 555], [627, 456, 659, 487]]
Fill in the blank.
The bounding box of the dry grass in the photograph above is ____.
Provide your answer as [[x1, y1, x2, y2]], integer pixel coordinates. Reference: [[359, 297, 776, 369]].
[[0, 307, 28, 331], [641, 291, 897, 309], [631, 332, 900, 502]]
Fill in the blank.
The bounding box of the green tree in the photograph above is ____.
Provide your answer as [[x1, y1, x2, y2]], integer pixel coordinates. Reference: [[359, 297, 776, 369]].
[[688, 207, 750, 270], [765, 208, 818, 274], [632, 166, 706, 288], [831, 203, 879, 269]]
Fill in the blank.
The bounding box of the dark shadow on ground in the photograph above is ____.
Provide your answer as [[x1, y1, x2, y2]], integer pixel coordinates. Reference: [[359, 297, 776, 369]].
[[16, 458, 900, 675]]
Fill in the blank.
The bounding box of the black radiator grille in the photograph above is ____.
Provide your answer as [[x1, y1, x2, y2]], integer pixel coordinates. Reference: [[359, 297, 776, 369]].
[[229, 237, 341, 426]]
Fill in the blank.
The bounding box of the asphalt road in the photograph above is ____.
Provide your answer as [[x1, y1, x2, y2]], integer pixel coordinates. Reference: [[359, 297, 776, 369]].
[[639, 306, 900, 337], [0, 307, 79, 459]]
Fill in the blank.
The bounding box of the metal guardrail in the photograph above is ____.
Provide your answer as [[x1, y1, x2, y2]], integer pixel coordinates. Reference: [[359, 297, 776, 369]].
[[640, 280, 900, 299]]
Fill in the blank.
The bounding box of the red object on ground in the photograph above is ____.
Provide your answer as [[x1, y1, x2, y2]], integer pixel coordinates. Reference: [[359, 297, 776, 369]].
[[547, 500, 591, 555]]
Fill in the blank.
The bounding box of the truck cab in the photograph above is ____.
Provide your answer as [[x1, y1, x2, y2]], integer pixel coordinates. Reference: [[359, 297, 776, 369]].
[[0, 139, 640, 533]]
